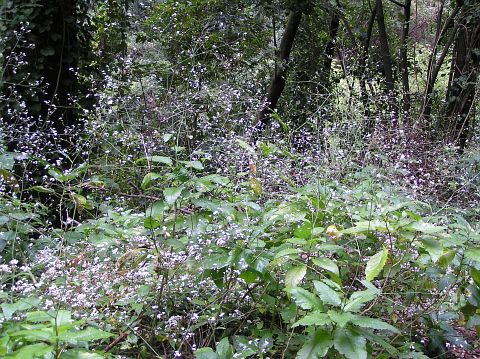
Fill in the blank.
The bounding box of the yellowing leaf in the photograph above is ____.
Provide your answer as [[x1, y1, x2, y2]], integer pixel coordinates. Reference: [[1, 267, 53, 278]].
[[365, 248, 388, 281]]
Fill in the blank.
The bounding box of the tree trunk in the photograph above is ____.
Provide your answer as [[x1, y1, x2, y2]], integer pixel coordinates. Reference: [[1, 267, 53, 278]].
[[420, 2, 462, 120], [359, 4, 377, 125], [399, 0, 412, 116], [445, 6, 480, 151], [257, 9, 302, 126], [376, 0, 397, 120], [1, 0, 81, 159]]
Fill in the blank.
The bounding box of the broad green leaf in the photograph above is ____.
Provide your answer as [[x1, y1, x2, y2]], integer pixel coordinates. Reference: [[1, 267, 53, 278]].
[[471, 268, 480, 287], [343, 288, 378, 312], [294, 222, 312, 239], [288, 287, 324, 310], [407, 221, 444, 234], [164, 187, 183, 205], [465, 248, 480, 262], [296, 329, 333, 359], [1, 297, 40, 320], [60, 349, 105, 358], [274, 248, 301, 259], [10, 343, 53, 359], [236, 139, 256, 155], [184, 160, 204, 170], [239, 269, 258, 284], [141, 172, 162, 189], [285, 265, 307, 288], [11, 329, 52, 341], [420, 238, 444, 262], [26, 311, 52, 323], [328, 310, 354, 328], [352, 315, 400, 333], [194, 347, 219, 359], [216, 337, 233, 359], [311, 257, 339, 276], [313, 281, 342, 307], [136, 155, 173, 166], [365, 248, 388, 281], [437, 250, 456, 268], [58, 327, 113, 344], [293, 311, 332, 327], [55, 310, 72, 327], [30, 185, 55, 194], [333, 328, 367, 359]]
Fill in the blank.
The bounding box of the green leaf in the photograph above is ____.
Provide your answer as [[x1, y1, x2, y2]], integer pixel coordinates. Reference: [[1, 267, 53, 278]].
[[296, 329, 333, 359], [333, 328, 367, 359], [141, 172, 162, 189], [471, 268, 480, 287], [55, 310, 72, 327], [294, 222, 312, 239], [285, 265, 307, 288], [420, 238, 444, 262], [288, 287, 324, 310], [26, 311, 52, 323], [1, 297, 40, 320], [438, 250, 456, 268], [136, 155, 173, 166], [181, 160, 204, 170], [163, 187, 183, 205], [30, 185, 55, 194], [311, 257, 339, 276], [365, 248, 388, 281], [216, 337, 233, 359], [195, 347, 219, 359], [58, 327, 113, 344], [328, 310, 355, 328], [352, 315, 400, 333], [9, 343, 53, 359], [465, 248, 480, 262], [343, 288, 378, 312], [249, 177, 262, 196], [239, 269, 258, 284], [293, 311, 332, 327], [313, 281, 342, 307], [407, 221, 444, 234], [60, 349, 106, 358]]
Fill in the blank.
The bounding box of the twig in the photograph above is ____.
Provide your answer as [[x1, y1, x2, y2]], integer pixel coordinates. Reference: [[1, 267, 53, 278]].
[[105, 332, 128, 352]]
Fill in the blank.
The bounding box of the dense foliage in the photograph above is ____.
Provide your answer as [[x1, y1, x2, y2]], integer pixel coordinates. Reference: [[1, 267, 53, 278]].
[[1, 0, 480, 358]]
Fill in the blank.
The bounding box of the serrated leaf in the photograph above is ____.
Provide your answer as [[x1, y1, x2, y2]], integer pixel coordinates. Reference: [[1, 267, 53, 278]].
[[296, 329, 333, 359], [163, 187, 183, 205], [313, 281, 342, 307], [333, 328, 367, 359], [285, 265, 307, 288], [288, 287, 324, 310], [465, 248, 480, 262], [365, 248, 388, 281], [343, 288, 378, 312], [328, 310, 354, 328], [352, 315, 400, 333], [311, 257, 339, 276], [293, 311, 332, 327], [194, 347, 218, 359]]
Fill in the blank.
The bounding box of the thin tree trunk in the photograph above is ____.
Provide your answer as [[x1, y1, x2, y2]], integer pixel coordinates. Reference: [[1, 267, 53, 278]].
[[400, 0, 411, 116], [420, 2, 462, 120], [257, 9, 302, 126], [376, 0, 397, 120], [359, 4, 377, 122]]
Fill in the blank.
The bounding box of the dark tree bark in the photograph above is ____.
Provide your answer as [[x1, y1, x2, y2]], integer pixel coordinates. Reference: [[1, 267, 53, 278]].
[[321, 7, 340, 89], [376, 0, 397, 120], [445, 4, 480, 151], [359, 4, 377, 123], [399, 0, 411, 116], [420, 2, 462, 120], [257, 9, 302, 126], [1, 0, 84, 160]]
